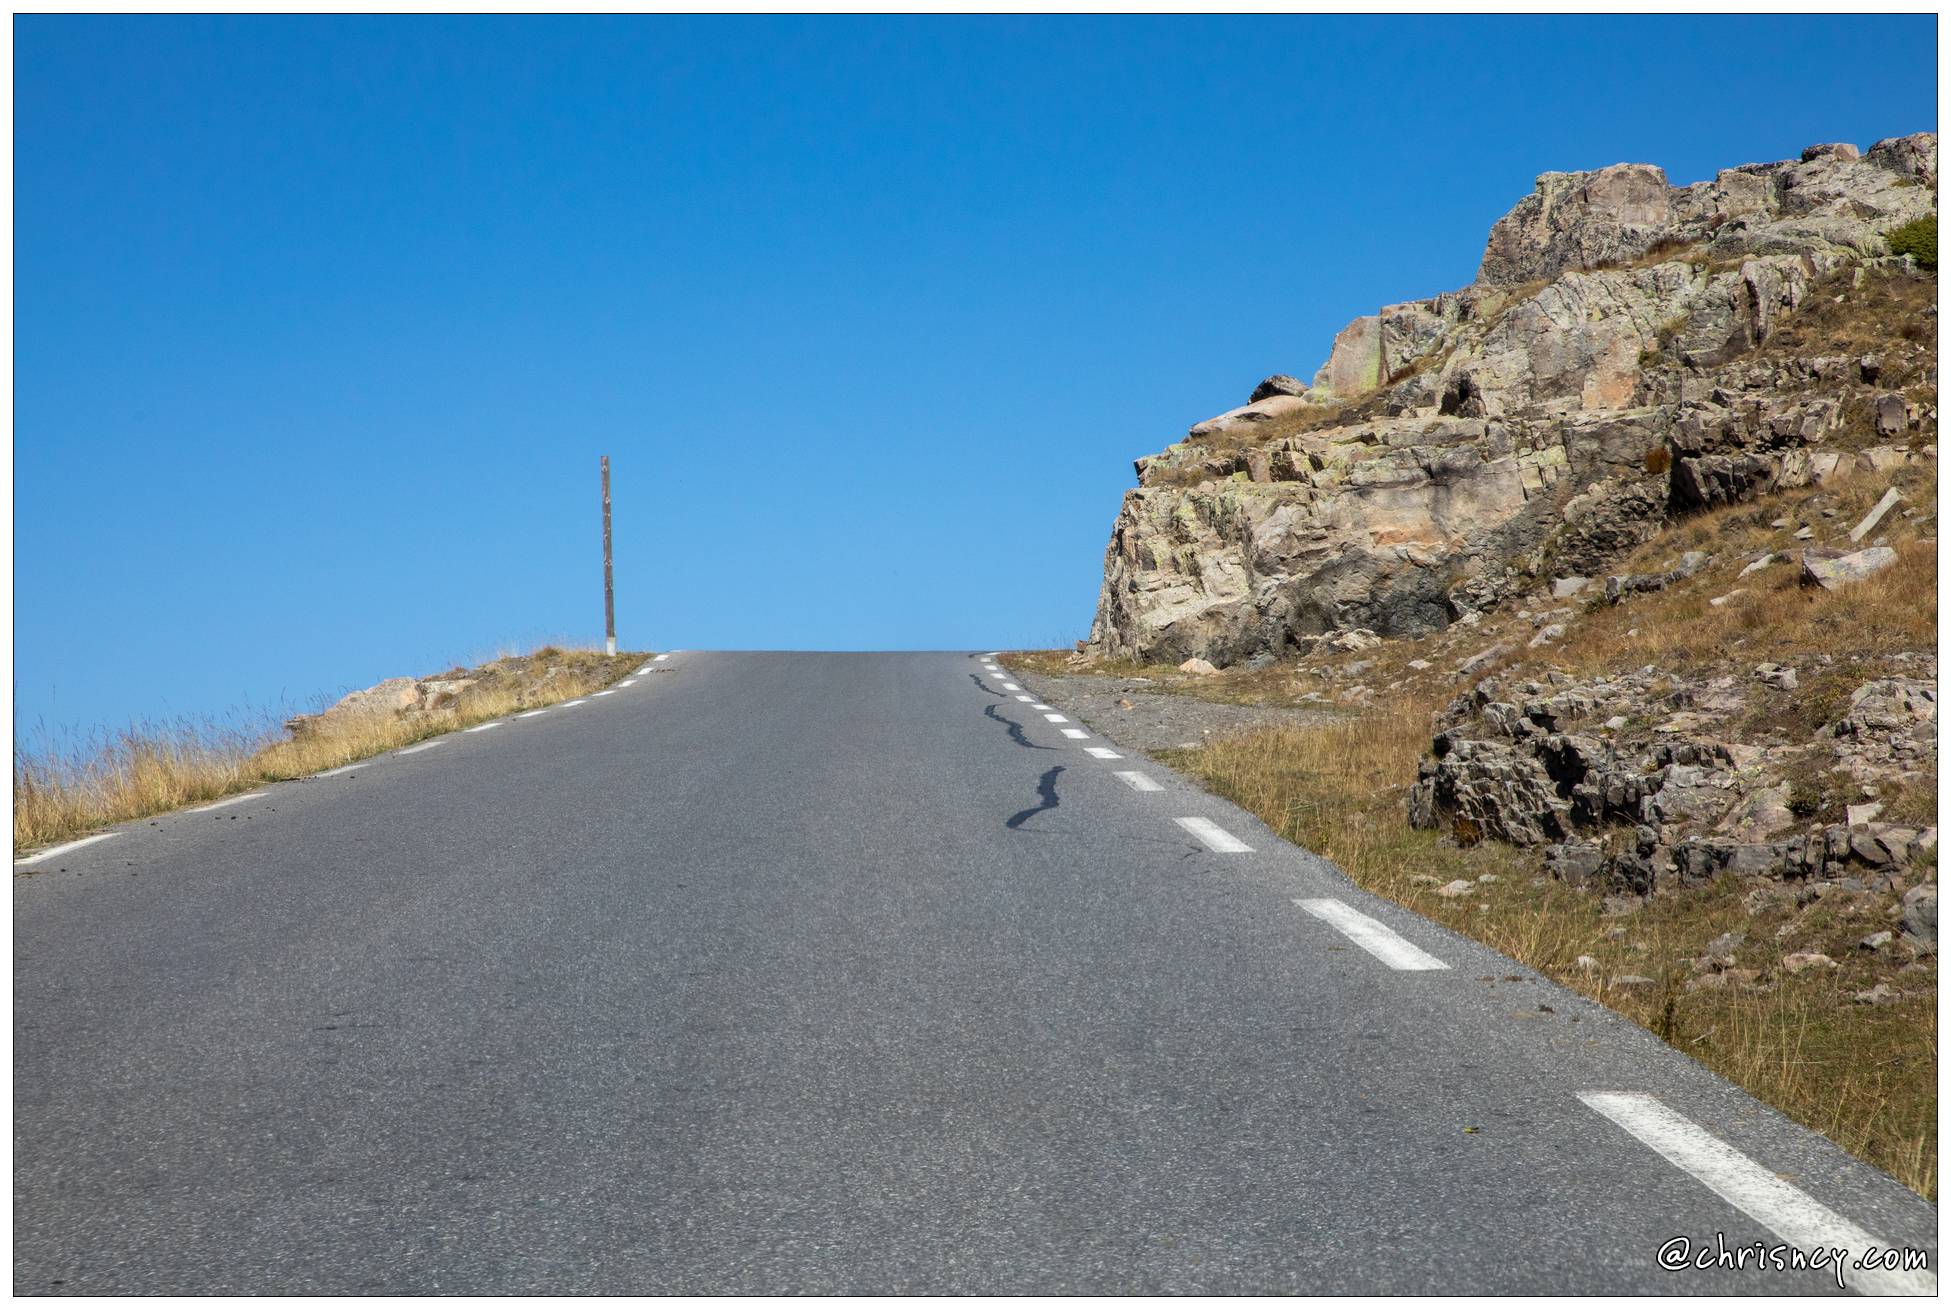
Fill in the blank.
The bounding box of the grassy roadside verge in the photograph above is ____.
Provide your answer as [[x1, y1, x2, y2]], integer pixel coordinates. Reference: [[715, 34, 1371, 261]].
[[14, 645, 647, 861]]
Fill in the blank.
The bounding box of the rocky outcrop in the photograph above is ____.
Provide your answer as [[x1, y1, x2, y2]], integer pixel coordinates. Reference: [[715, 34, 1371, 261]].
[[1406, 663, 1937, 911], [1090, 134, 1937, 666], [285, 676, 479, 737]]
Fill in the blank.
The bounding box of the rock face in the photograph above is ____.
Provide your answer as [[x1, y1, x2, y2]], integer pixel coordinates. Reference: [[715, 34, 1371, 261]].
[[1089, 134, 1937, 667], [1406, 663, 1938, 902]]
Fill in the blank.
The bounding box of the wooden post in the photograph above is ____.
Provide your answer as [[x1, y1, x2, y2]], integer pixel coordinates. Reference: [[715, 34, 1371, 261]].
[[602, 456, 616, 656]]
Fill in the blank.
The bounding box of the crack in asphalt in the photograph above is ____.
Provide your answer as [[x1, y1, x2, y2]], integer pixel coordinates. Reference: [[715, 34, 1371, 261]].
[[968, 673, 1005, 698], [984, 703, 1055, 751], [1006, 765, 1065, 831]]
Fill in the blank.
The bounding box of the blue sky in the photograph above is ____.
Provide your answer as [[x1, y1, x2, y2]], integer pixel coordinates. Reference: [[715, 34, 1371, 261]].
[[15, 14, 1937, 739]]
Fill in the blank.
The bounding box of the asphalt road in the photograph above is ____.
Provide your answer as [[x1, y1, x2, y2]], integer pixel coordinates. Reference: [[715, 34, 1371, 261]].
[[13, 652, 1938, 1293]]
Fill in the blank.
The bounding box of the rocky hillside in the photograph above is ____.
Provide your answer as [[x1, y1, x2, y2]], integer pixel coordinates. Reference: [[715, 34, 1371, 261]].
[[1089, 134, 1936, 666], [1060, 133, 1939, 1190]]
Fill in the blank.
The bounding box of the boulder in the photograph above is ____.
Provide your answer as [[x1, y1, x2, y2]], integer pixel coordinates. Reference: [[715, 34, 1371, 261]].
[[1249, 374, 1309, 403], [1799, 545, 1898, 590], [325, 677, 421, 718], [1177, 658, 1219, 676], [1876, 393, 1909, 435], [1902, 883, 1937, 946]]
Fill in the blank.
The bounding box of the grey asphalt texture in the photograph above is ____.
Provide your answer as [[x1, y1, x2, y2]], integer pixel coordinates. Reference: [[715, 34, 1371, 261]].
[[13, 652, 1938, 1293]]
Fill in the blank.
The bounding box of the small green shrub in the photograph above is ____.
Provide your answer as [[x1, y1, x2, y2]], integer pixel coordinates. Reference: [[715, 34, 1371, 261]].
[[1887, 215, 1937, 269]]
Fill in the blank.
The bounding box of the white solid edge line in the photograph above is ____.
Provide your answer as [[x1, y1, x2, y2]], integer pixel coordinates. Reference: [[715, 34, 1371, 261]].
[[518, 709, 549, 719], [1578, 1092, 1934, 1296], [1085, 747, 1123, 760], [619, 679, 637, 687], [1174, 816, 1253, 853], [396, 741, 444, 755], [15, 832, 117, 865], [1114, 771, 1164, 792], [1293, 898, 1451, 972], [190, 791, 269, 812], [1043, 713, 1069, 723], [314, 763, 362, 778], [1061, 728, 1090, 739], [464, 722, 503, 732]]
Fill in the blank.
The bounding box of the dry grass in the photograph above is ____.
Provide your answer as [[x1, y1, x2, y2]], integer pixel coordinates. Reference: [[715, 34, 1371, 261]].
[[14, 645, 645, 860], [1161, 701, 1937, 1198]]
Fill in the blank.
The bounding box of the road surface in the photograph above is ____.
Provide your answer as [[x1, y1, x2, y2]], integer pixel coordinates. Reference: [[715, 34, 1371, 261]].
[[13, 652, 1938, 1293]]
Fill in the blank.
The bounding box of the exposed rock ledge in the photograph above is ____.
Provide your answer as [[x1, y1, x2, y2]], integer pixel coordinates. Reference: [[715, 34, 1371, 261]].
[[1089, 133, 1937, 666]]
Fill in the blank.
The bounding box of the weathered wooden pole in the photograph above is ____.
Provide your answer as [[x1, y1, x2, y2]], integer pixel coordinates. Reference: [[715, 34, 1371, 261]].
[[602, 456, 616, 656]]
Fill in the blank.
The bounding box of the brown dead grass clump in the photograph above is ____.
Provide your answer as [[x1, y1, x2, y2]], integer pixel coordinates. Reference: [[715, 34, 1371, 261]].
[[14, 645, 646, 859]]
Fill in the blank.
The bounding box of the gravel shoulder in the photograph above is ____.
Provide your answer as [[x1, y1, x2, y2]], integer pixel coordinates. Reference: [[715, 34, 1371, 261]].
[[1004, 665, 1340, 752]]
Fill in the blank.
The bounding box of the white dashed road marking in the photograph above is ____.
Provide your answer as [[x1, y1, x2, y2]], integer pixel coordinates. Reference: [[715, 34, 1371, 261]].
[[396, 742, 444, 755], [619, 679, 637, 687], [1294, 898, 1451, 971], [1031, 703, 1053, 711], [560, 699, 587, 707], [1061, 728, 1090, 739], [1015, 695, 1034, 702], [1085, 747, 1123, 760], [15, 833, 117, 865], [314, 764, 362, 778], [1003, 683, 1021, 691], [1175, 817, 1252, 853], [518, 710, 548, 719], [464, 722, 503, 733], [1579, 1092, 1934, 1296], [1114, 771, 1163, 792], [1043, 713, 1068, 723], [191, 792, 269, 812], [654, 653, 672, 662], [593, 690, 615, 697]]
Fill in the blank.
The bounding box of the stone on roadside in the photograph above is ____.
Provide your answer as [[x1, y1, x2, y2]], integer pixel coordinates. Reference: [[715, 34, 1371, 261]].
[[1177, 658, 1220, 676], [1853, 983, 1898, 1005], [1435, 879, 1476, 898], [1752, 663, 1799, 691], [1551, 577, 1590, 600], [1859, 930, 1894, 952], [1782, 951, 1838, 974], [1738, 554, 1776, 577]]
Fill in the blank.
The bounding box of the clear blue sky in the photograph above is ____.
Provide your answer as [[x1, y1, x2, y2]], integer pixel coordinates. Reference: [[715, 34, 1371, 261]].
[[15, 14, 1937, 740]]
